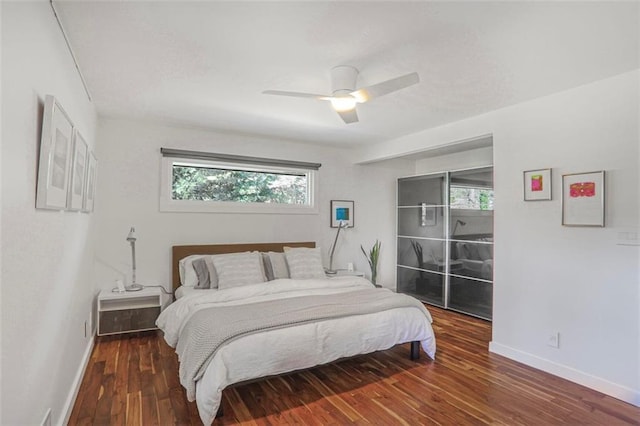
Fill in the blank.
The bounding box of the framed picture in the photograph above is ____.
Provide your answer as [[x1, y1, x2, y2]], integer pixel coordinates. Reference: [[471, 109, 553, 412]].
[[523, 168, 552, 201], [330, 200, 354, 228], [67, 130, 88, 211], [36, 95, 74, 210], [562, 171, 605, 227], [82, 151, 97, 213], [420, 202, 436, 226]]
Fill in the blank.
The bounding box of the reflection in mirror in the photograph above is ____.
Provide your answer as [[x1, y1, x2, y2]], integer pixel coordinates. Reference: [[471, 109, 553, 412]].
[[450, 167, 493, 186], [398, 207, 446, 238], [398, 173, 446, 207], [397, 267, 445, 307], [449, 275, 492, 319], [450, 167, 494, 239], [450, 167, 494, 211], [450, 241, 493, 280]]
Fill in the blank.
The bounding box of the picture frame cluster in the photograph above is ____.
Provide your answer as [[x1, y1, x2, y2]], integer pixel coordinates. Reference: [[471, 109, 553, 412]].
[[523, 167, 605, 227], [36, 95, 97, 213]]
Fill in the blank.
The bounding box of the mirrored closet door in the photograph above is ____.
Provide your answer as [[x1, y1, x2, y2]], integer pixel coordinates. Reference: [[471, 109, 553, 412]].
[[397, 167, 493, 320]]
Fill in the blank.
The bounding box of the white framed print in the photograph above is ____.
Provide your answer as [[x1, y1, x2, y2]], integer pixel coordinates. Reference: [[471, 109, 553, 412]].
[[67, 130, 88, 211], [82, 151, 97, 213], [36, 95, 74, 210], [523, 168, 552, 201], [330, 200, 354, 228], [522, 169, 551, 201], [562, 171, 605, 227]]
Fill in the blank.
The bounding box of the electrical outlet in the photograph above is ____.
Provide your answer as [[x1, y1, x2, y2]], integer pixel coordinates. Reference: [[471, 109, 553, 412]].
[[547, 332, 560, 348], [41, 408, 52, 426]]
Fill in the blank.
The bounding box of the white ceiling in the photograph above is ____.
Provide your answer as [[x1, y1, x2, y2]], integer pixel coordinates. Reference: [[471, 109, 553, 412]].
[[54, 1, 639, 147]]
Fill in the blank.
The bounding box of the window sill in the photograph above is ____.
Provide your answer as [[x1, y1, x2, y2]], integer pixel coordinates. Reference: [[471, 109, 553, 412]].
[[159, 199, 319, 215]]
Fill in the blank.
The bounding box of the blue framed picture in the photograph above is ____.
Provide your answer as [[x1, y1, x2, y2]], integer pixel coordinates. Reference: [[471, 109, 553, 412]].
[[330, 200, 354, 228]]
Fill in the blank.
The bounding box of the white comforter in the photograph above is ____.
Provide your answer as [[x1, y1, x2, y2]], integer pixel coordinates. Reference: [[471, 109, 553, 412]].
[[157, 276, 436, 425]]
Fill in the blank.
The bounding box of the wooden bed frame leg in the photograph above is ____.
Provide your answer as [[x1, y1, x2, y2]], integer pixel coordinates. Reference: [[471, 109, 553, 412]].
[[410, 341, 420, 360]]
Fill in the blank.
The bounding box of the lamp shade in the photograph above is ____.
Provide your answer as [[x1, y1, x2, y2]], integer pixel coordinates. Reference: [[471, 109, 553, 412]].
[[126, 227, 136, 242]]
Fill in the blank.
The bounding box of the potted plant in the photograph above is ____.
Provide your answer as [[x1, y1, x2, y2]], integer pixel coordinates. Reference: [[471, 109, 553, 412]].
[[361, 240, 381, 285]]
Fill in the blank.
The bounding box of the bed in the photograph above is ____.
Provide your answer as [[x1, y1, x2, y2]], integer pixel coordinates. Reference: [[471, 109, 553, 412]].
[[157, 242, 436, 425]]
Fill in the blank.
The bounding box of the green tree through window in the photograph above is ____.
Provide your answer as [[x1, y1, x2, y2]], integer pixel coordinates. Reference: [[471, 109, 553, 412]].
[[172, 165, 308, 204]]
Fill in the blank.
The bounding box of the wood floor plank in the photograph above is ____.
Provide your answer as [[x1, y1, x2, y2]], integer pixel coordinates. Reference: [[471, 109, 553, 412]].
[[298, 370, 364, 422], [125, 391, 142, 426], [93, 373, 115, 423], [156, 398, 176, 425], [102, 338, 120, 375], [69, 307, 640, 425], [73, 360, 105, 423], [223, 387, 257, 424]]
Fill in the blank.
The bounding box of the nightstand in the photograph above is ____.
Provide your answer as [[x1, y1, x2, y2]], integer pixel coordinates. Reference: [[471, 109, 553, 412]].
[[97, 287, 162, 336]]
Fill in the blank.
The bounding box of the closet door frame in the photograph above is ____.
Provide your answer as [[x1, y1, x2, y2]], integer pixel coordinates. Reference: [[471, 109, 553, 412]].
[[396, 165, 493, 320]]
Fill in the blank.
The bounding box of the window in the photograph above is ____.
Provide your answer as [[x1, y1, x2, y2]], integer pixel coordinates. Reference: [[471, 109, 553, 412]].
[[172, 163, 309, 204], [160, 149, 319, 213]]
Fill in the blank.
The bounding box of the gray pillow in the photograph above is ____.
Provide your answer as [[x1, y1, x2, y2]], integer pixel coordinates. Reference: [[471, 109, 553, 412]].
[[261, 253, 275, 281], [192, 258, 211, 289], [268, 252, 290, 279]]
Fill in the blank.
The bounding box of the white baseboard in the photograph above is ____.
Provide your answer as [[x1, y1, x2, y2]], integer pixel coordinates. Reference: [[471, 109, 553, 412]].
[[59, 336, 95, 426], [489, 341, 640, 407]]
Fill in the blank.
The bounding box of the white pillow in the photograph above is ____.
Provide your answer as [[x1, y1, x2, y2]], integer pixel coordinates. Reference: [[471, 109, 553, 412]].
[[284, 247, 325, 279], [212, 251, 266, 289]]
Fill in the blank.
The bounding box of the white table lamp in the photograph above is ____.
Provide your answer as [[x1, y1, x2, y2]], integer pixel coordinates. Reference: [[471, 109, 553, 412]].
[[126, 227, 143, 291], [326, 220, 348, 274]]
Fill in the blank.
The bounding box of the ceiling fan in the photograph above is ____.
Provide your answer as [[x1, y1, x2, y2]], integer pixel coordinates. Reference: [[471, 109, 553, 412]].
[[263, 66, 419, 124]]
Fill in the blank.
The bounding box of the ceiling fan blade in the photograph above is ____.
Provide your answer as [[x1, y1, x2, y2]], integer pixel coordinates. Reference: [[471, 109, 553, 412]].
[[350, 72, 419, 103], [337, 108, 359, 124], [262, 90, 329, 100]]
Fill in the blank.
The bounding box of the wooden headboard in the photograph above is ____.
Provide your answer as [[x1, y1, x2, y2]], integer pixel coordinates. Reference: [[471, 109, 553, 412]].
[[172, 241, 316, 290]]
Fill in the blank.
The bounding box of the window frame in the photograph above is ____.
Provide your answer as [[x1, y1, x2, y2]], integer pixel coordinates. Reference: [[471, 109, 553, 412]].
[[160, 156, 318, 214]]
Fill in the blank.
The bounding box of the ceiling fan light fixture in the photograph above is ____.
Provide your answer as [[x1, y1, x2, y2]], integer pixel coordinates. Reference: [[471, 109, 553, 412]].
[[330, 96, 357, 112], [350, 91, 368, 103], [262, 66, 419, 124]]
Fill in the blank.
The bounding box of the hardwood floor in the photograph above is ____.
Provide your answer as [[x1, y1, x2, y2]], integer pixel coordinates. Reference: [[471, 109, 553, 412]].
[[69, 306, 640, 425]]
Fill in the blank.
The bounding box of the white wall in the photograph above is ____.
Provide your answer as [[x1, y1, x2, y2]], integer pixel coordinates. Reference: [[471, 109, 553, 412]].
[[356, 71, 640, 405], [1, 2, 97, 425], [93, 118, 412, 296], [414, 146, 493, 174]]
